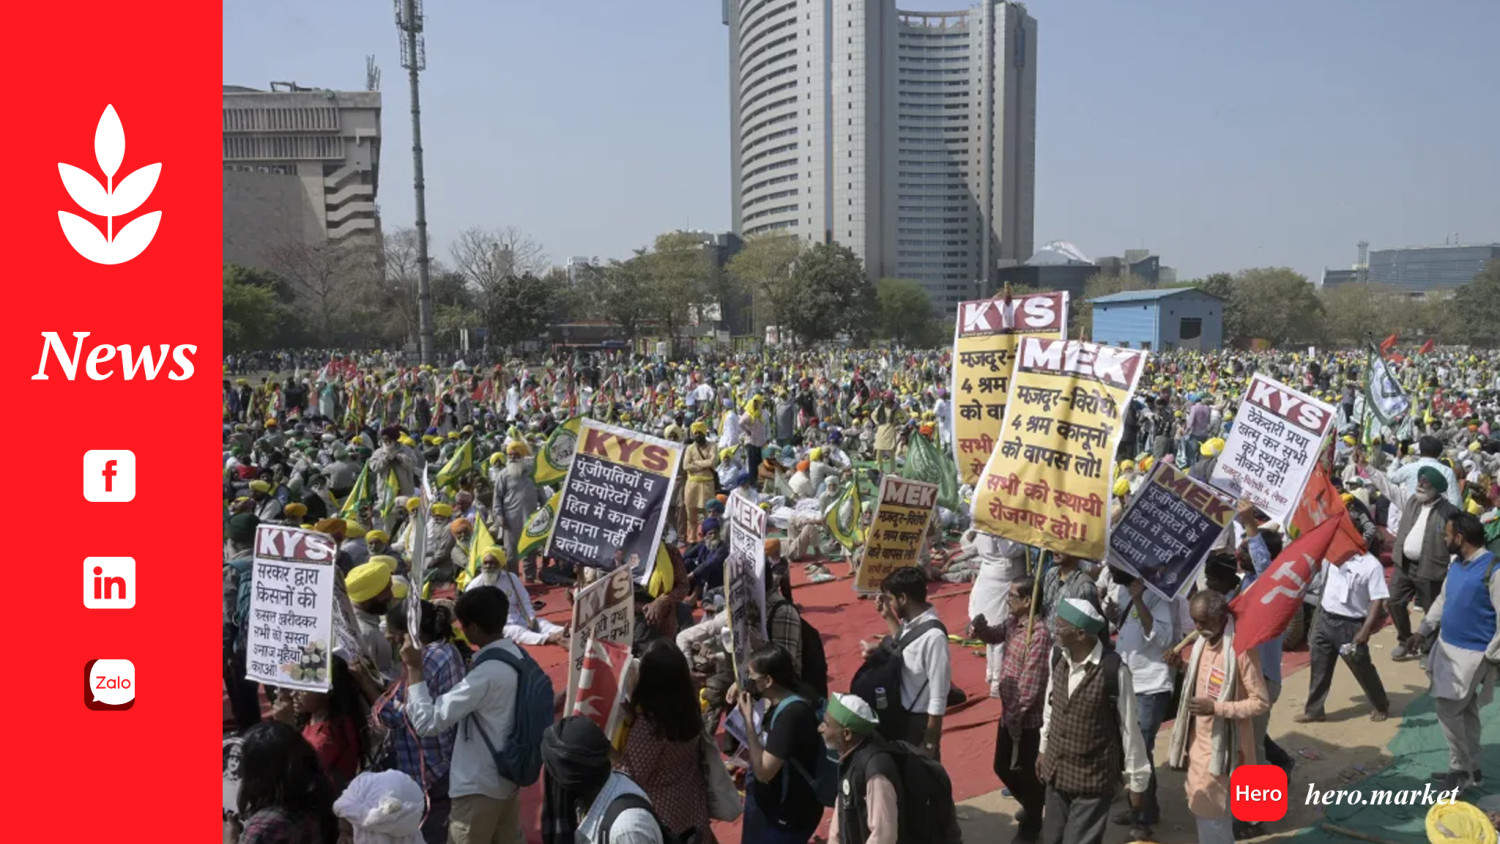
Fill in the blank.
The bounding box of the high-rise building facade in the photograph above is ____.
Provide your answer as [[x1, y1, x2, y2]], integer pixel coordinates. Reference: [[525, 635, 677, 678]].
[[1366, 244, 1500, 295], [222, 83, 382, 267], [725, 0, 1036, 313]]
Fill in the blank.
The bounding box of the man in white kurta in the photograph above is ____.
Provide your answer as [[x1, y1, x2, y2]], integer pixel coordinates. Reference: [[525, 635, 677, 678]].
[[466, 555, 566, 646]]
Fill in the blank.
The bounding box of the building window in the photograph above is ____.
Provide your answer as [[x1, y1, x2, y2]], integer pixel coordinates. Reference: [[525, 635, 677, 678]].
[[1180, 318, 1202, 341]]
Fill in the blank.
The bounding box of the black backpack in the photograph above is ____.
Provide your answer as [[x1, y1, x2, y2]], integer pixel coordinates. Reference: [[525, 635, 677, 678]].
[[598, 791, 696, 844], [774, 601, 830, 702], [881, 740, 963, 844], [849, 619, 946, 742]]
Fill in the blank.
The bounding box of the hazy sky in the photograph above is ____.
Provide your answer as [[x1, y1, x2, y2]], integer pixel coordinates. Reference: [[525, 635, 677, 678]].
[[224, 0, 1499, 282]]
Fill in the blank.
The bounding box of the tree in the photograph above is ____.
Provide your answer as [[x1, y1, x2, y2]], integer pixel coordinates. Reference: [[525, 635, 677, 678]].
[[1073, 272, 1149, 338], [1441, 259, 1500, 347], [477, 272, 556, 350], [876, 278, 941, 346], [784, 242, 876, 344], [1230, 267, 1325, 345], [449, 226, 548, 289], [591, 252, 655, 340], [266, 241, 377, 342], [223, 264, 289, 352], [1319, 283, 1416, 347], [449, 227, 552, 352], [727, 233, 803, 336], [645, 232, 715, 355]]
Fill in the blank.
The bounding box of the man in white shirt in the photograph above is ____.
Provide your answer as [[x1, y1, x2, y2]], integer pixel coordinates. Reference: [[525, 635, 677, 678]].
[[401, 587, 526, 844], [1105, 568, 1174, 835], [1387, 436, 1462, 508], [1294, 550, 1391, 723], [866, 567, 951, 758]]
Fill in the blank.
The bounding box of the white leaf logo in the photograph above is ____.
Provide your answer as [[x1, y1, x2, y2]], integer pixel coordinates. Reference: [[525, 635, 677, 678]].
[[58, 105, 162, 265]]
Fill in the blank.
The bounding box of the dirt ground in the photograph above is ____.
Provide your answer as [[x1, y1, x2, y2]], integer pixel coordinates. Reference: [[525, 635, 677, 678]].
[[954, 622, 1434, 844]]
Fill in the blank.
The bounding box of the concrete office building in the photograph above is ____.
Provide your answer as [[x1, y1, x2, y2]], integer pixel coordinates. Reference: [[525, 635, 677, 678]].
[[223, 83, 382, 267], [724, 0, 1037, 314], [1366, 243, 1500, 295]]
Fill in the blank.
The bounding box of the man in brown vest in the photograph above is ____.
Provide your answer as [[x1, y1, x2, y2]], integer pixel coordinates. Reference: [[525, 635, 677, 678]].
[[1036, 598, 1151, 844]]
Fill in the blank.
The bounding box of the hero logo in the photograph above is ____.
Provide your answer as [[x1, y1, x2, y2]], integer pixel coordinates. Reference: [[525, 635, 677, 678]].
[[961, 295, 1062, 333], [58, 105, 162, 265], [31, 332, 196, 381]]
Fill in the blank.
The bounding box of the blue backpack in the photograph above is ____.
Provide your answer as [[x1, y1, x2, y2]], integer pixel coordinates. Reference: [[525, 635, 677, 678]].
[[466, 645, 555, 787], [768, 693, 839, 808]]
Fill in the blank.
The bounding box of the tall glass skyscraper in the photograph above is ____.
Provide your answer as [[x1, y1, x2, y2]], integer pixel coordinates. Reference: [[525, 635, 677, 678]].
[[725, 0, 1037, 313]]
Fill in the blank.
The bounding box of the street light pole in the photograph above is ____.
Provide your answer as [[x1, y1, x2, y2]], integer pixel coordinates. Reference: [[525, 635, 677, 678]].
[[396, 0, 434, 366]]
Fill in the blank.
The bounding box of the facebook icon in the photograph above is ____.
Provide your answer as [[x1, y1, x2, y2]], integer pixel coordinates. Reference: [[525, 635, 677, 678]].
[[83, 450, 135, 502]]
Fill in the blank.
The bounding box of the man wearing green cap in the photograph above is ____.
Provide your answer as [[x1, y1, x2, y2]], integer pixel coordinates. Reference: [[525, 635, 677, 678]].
[[1390, 466, 1460, 660], [821, 692, 897, 844], [1037, 598, 1150, 844]]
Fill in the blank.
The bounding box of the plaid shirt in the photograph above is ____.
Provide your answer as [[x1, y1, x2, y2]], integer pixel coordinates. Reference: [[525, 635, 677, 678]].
[[766, 594, 803, 676], [376, 641, 465, 786], [995, 613, 1052, 731]]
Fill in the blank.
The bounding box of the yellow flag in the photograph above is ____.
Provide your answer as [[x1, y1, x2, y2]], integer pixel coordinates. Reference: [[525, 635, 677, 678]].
[[518, 491, 561, 558], [824, 480, 864, 550], [468, 518, 503, 578], [533, 417, 581, 486]]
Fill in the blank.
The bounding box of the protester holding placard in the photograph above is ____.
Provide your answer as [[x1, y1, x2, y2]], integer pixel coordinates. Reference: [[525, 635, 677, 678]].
[[973, 338, 1147, 560], [1209, 374, 1336, 524], [950, 292, 1069, 486]]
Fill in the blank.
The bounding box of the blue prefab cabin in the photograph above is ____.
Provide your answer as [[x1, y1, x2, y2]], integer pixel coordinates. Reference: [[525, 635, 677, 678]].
[[1089, 288, 1224, 351]]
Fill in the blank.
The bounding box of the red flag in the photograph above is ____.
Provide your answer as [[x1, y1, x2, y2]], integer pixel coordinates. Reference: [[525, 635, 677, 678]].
[[1379, 333, 1398, 354], [1419, 338, 1435, 355], [1230, 516, 1342, 653], [571, 638, 632, 734], [1287, 466, 1366, 567]]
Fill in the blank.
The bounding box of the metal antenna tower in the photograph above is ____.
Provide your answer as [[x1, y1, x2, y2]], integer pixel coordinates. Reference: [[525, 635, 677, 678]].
[[396, 0, 434, 365], [365, 55, 381, 91]]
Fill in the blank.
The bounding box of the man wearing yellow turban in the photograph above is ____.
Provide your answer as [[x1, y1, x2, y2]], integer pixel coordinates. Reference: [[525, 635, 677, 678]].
[[345, 561, 396, 679], [682, 421, 717, 543]]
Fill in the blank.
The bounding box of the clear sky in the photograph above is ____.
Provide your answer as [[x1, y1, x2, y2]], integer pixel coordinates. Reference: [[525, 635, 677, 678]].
[[224, 0, 1499, 283]]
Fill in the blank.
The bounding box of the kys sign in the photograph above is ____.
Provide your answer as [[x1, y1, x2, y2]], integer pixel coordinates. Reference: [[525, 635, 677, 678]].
[[57, 105, 162, 264]]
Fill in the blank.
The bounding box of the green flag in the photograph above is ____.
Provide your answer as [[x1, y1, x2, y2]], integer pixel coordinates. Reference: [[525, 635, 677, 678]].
[[901, 431, 960, 512], [377, 468, 400, 519], [339, 463, 372, 522], [435, 437, 474, 490]]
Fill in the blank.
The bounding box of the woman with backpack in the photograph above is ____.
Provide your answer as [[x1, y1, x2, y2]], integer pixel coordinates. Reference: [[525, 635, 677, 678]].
[[735, 644, 827, 844], [227, 721, 340, 844], [618, 641, 714, 843]]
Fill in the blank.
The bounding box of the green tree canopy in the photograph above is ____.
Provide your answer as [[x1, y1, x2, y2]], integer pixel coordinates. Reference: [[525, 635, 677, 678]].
[[876, 278, 942, 346], [1441, 259, 1500, 347], [223, 264, 290, 352], [1229, 267, 1325, 345], [784, 242, 877, 344], [727, 233, 803, 336]]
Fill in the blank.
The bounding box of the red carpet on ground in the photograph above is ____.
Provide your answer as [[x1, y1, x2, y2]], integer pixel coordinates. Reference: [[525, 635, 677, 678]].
[[223, 563, 1318, 844]]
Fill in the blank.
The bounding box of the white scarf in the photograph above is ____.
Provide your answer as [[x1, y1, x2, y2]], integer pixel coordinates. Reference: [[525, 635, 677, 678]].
[[1168, 615, 1237, 776]]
